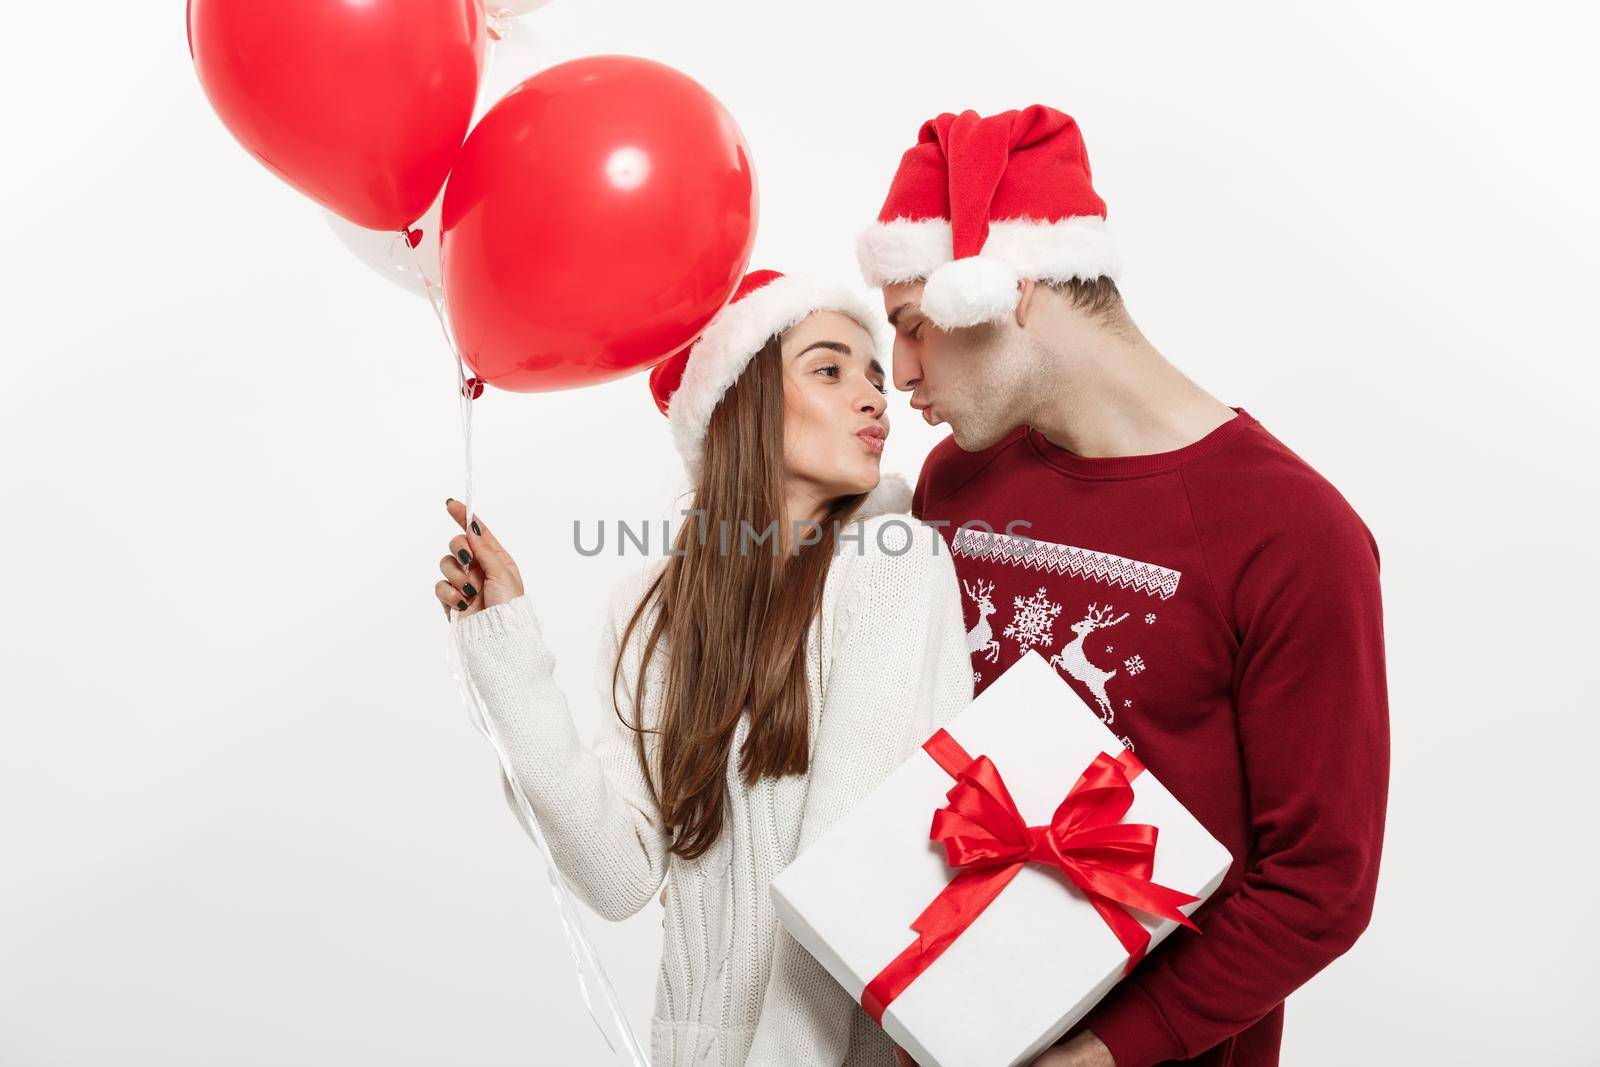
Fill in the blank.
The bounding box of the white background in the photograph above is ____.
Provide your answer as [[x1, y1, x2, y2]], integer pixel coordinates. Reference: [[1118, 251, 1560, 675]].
[[2, 2, 1596, 1064]]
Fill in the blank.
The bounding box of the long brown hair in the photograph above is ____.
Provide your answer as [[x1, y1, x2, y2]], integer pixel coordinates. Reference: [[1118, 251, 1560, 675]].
[[611, 335, 869, 861]]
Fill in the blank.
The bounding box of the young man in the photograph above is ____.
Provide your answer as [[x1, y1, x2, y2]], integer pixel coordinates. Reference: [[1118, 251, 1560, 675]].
[[860, 107, 1390, 1067]]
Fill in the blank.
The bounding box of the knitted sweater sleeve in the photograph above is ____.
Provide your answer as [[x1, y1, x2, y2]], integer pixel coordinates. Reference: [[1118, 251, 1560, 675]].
[[453, 574, 671, 922], [747, 517, 975, 1065]]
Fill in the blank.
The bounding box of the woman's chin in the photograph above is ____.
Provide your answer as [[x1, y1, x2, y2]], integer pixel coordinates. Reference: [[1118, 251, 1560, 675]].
[[844, 465, 883, 499], [811, 455, 885, 502]]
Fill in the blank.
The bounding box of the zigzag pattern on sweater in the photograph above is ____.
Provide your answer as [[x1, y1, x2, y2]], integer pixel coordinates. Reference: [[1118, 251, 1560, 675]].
[[949, 527, 1183, 601]]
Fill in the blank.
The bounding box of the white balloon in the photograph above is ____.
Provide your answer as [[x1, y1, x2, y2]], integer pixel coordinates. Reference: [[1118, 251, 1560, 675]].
[[479, 12, 558, 111], [487, 0, 555, 15], [323, 195, 443, 299], [322, 11, 555, 298]]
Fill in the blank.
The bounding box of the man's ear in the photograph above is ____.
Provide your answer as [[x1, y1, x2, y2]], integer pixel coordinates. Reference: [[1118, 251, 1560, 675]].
[[1014, 277, 1038, 328]]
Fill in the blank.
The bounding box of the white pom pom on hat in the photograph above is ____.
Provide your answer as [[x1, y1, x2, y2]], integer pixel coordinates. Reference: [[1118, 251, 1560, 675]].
[[920, 255, 1022, 329]]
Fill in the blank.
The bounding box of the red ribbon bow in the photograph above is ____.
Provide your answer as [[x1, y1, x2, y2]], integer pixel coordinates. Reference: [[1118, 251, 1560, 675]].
[[859, 729, 1202, 1025]]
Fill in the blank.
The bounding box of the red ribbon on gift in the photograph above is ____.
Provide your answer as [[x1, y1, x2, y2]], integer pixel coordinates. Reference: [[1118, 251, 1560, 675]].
[[859, 729, 1203, 1025]]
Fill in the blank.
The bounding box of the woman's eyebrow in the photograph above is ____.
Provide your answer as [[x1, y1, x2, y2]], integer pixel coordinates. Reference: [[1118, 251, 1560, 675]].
[[796, 340, 853, 358]]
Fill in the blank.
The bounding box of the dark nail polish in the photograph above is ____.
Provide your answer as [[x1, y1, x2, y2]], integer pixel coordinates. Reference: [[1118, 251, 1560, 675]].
[[471, 520, 481, 535], [463, 583, 477, 598], [456, 599, 468, 611], [457, 549, 471, 566]]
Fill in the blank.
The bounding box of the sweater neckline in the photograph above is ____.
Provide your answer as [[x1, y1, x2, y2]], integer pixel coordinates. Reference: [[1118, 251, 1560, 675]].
[[1023, 406, 1255, 480]]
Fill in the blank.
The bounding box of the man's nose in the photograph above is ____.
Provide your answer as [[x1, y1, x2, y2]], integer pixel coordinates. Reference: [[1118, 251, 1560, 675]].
[[892, 339, 921, 393]]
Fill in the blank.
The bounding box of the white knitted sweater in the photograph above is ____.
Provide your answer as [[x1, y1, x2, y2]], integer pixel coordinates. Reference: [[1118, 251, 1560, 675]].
[[454, 509, 973, 1066]]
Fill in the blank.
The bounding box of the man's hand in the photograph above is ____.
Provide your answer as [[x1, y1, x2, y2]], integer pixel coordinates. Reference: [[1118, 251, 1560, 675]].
[[1027, 1031, 1115, 1067], [894, 1030, 1113, 1067]]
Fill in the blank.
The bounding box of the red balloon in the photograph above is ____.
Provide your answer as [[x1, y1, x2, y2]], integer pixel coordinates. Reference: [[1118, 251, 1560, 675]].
[[440, 56, 758, 392], [188, 0, 486, 231]]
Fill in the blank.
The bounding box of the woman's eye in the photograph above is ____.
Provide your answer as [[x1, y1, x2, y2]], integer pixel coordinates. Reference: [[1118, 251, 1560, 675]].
[[912, 323, 925, 341], [817, 363, 840, 378], [873, 380, 888, 395]]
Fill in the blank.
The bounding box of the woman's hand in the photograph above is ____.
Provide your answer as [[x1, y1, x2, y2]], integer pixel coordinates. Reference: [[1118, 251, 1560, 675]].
[[435, 498, 525, 620], [898, 1032, 1112, 1066]]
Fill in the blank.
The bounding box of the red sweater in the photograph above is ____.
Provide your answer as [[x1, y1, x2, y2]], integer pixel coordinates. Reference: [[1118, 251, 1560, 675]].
[[911, 408, 1389, 1067]]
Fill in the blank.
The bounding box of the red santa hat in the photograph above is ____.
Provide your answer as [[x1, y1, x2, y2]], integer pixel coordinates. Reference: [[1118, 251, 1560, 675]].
[[856, 105, 1119, 329], [649, 268, 894, 481]]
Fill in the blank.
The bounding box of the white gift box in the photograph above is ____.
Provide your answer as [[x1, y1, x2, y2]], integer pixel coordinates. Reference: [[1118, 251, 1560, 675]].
[[770, 650, 1233, 1067]]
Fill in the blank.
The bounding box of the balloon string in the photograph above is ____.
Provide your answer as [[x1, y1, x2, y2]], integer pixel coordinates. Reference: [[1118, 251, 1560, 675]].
[[394, 229, 477, 525], [402, 232, 651, 1066]]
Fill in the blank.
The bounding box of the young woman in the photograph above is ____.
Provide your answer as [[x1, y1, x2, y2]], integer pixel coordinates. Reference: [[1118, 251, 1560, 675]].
[[434, 269, 973, 1065]]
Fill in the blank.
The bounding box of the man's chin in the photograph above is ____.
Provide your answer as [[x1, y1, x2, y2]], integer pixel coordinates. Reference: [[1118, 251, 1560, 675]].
[[947, 418, 1017, 454], [940, 416, 979, 451]]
